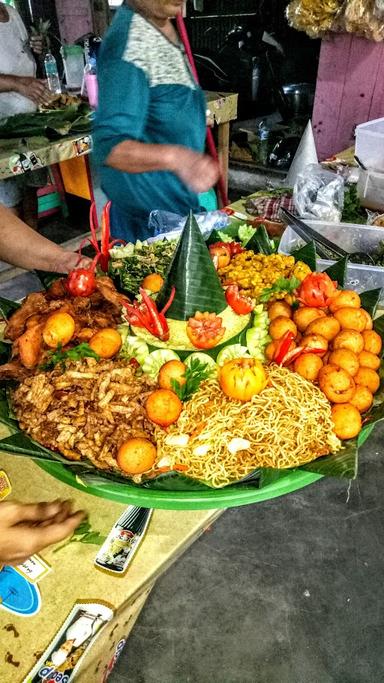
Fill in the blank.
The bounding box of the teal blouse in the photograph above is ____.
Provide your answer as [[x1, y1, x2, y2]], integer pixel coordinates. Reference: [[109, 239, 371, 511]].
[[93, 5, 207, 240]]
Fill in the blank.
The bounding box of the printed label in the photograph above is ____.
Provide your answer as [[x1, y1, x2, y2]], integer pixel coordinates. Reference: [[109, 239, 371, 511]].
[[74, 136, 92, 156], [0, 470, 11, 500], [24, 602, 113, 683], [102, 638, 126, 682], [95, 507, 152, 575], [15, 555, 51, 584]]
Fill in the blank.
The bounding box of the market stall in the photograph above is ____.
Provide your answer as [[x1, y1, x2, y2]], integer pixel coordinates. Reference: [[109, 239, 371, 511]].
[[0, 92, 238, 201]]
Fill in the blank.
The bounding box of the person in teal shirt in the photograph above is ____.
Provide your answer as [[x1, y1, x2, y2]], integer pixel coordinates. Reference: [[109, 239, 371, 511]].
[[94, 0, 219, 242]]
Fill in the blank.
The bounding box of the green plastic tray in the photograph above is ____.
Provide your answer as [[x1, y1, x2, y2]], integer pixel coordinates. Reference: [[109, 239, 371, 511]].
[[37, 461, 322, 510]]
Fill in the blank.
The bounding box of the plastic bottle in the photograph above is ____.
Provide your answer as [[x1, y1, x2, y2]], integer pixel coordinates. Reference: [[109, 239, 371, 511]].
[[44, 52, 61, 94], [258, 120, 270, 166]]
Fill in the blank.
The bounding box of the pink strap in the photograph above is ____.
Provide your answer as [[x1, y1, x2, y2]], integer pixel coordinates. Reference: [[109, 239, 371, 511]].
[[176, 14, 229, 207]]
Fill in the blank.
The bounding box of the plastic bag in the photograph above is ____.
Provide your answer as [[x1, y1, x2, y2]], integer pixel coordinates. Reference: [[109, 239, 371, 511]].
[[286, 0, 344, 38], [293, 164, 345, 222], [148, 210, 230, 238], [342, 0, 384, 41]]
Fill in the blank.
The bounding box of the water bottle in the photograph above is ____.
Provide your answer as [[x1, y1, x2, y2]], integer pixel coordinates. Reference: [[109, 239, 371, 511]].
[[44, 52, 61, 94], [258, 120, 270, 166]]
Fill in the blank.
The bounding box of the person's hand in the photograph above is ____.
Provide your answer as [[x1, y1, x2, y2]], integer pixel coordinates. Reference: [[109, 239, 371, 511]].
[[171, 148, 220, 194], [29, 34, 44, 55], [54, 250, 93, 274], [0, 500, 86, 565], [15, 76, 51, 106]]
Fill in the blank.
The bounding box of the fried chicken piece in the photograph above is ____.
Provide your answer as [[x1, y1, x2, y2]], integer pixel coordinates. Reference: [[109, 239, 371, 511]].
[[18, 322, 44, 369], [46, 278, 68, 299], [95, 276, 130, 308], [4, 292, 47, 340], [0, 361, 33, 381]]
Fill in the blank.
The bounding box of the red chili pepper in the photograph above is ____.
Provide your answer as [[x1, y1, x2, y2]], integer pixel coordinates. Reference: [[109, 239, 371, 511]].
[[77, 201, 126, 274], [274, 331, 296, 365], [278, 345, 326, 367], [122, 287, 175, 342]]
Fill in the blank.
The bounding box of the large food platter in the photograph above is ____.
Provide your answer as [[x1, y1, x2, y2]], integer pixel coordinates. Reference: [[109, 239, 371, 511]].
[[0, 211, 384, 510]]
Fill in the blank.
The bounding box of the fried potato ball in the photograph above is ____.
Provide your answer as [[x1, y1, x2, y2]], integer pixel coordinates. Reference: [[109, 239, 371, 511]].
[[265, 340, 279, 361], [333, 330, 364, 354], [362, 330, 382, 356], [268, 316, 297, 341], [268, 301, 292, 321], [293, 353, 323, 381], [142, 273, 164, 293], [42, 311, 75, 349], [88, 328, 122, 359], [329, 290, 361, 312], [333, 307, 367, 333], [328, 349, 359, 377], [350, 386, 374, 413], [146, 389, 183, 427], [305, 316, 340, 341], [358, 350, 381, 371], [331, 403, 362, 440], [361, 309, 373, 330], [318, 365, 355, 403], [293, 307, 326, 332], [301, 333, 328, 357], [354, 367, 380, 394], [117, 438, 157, 474]]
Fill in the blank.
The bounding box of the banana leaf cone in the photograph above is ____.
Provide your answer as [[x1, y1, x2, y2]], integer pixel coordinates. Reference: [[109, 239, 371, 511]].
[[156, 212, 227, 321]]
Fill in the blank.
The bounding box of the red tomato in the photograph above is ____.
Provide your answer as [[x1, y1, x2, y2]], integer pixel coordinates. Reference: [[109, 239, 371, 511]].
[[66, 268, 96, 297], [209, 243, 232, 269], [225, 285, 255, 315], [186, 311, 226, 349], [297, 272, 337, 308]]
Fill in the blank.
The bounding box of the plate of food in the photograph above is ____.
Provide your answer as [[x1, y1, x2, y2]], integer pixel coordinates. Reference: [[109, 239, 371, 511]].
[[0, 208, 383, 510]]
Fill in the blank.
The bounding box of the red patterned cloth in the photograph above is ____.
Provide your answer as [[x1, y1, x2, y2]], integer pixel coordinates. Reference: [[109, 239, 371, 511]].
[[244, 194, 295, 221]]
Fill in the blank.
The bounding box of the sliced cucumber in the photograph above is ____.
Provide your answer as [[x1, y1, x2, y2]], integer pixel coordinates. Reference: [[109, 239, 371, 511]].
[[216, 344, 250, 367], [246, 327, 270, 359], [185, 352, 218, 377], [120, 334, 149, 366], [142, 349, 180, 380]]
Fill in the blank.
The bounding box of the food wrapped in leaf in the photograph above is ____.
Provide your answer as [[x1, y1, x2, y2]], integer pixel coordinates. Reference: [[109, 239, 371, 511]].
[[156, 212, 227, 320]]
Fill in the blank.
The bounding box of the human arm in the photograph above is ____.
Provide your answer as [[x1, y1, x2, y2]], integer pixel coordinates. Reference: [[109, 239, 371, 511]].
[[0, 205, 90, 273], [106, 140, 219, 194], [0, 500, 85, 565], [0, 74, 49, 105]]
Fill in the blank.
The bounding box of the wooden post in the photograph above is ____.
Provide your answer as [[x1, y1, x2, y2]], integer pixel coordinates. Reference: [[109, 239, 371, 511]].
[[313, 34, 384, 160], [217, 121, 230, 206]]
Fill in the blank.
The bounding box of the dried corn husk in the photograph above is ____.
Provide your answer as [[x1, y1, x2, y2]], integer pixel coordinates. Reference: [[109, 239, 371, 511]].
[[342, 0, 384, 42]]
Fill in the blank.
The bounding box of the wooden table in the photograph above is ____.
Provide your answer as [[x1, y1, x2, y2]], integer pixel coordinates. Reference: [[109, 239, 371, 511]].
[[0, 92, 238, 200], [0, 449, 222, 682]]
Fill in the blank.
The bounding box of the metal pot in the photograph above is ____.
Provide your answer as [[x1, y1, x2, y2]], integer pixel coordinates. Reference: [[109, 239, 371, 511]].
[[282, 82, 315, 118]]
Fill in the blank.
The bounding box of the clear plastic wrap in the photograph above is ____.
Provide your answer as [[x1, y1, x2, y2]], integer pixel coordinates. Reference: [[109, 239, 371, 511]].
[[148, 210, 230, 237], [286, 0, 344, 38], [293, 164, 345, 222]]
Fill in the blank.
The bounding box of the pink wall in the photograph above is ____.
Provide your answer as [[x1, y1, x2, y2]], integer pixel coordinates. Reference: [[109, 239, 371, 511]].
[[313, 34, 384, 160], [55, 0, 93, 43]]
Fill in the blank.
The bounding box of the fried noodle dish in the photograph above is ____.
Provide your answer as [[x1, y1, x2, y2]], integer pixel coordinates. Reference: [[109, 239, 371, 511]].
[[154, 365, 341, 487], [12, 358, 156, 474]]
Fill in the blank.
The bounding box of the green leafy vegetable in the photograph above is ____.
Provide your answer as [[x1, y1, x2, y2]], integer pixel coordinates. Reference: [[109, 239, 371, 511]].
[[171, 358, 213, 401], [259, 276, 301, 303], [238, 223, 256, 246], [109, 239, 176, 295], [41, 343, 100, 370], [342, 185, 367, 225], [53, 518, 106, 553]]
